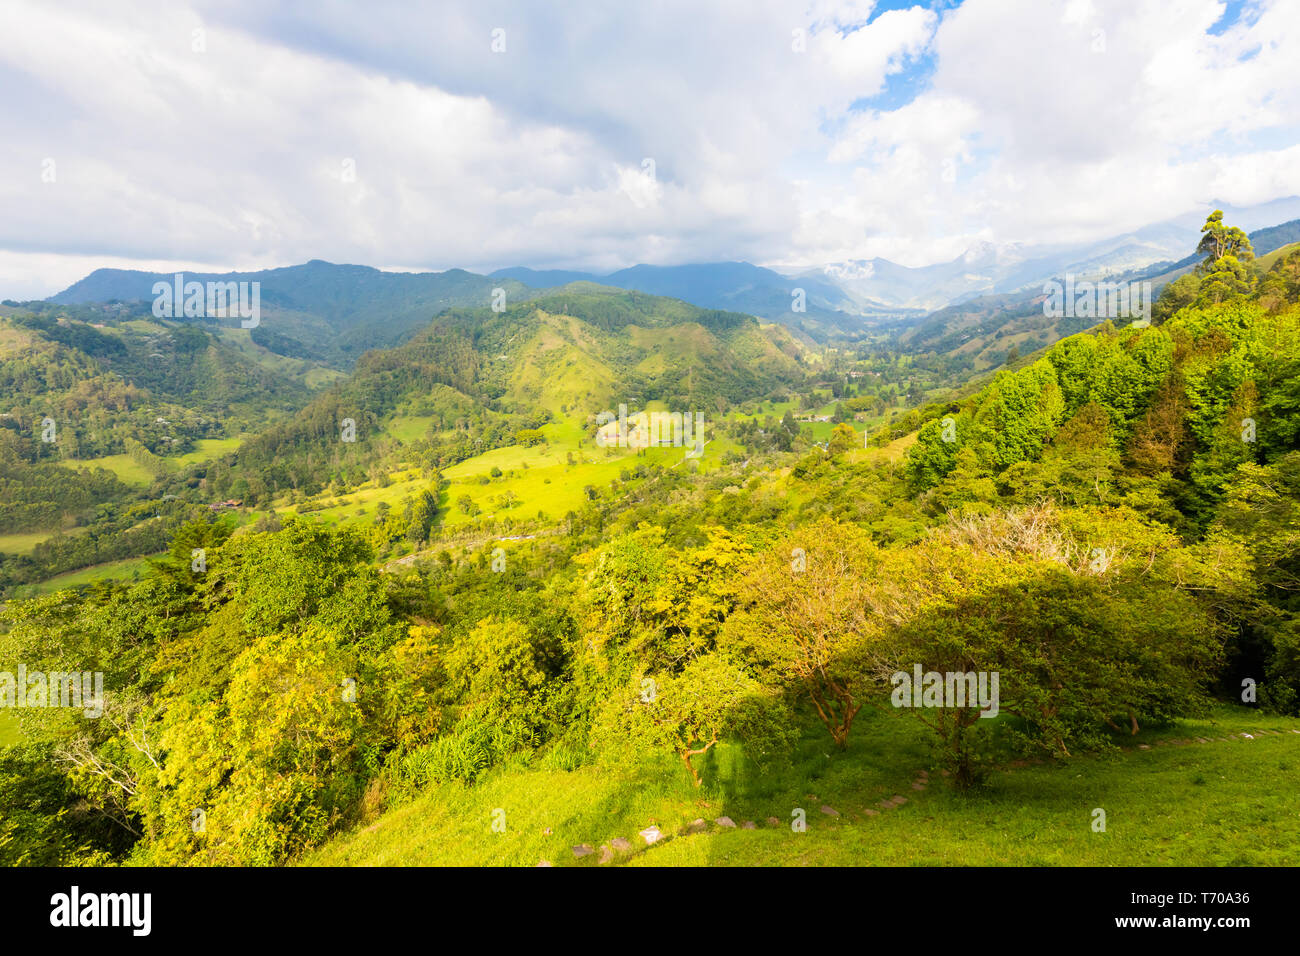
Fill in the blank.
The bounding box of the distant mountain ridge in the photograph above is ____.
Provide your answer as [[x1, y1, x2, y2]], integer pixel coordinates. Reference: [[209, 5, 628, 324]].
[[818, 197, 1300, 311], [50, 259, 878, 348], [50, 260, 532, 362], [491, 261, 896, 335], [43, 200, 1300, 351]]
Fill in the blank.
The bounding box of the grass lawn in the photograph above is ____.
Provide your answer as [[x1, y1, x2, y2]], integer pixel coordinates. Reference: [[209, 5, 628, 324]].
[[55, 436, 246, 485], [55, 453, 155, 485], [171, 436, 244, 467], [7, 555, 160, 598], [302, 704, 1300, 867], [0, 530, 75, 556], [856, 431, 918, 464], [305, 367, 347, 389], [441, 434, 737, 526], [281, 414, 738, 534], [383, 414, 441, 444]]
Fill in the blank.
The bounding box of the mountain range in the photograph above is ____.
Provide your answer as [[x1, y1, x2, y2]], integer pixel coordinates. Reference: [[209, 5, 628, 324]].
[[42, 199, 1300, 353], [815, 196, 1300, 311]]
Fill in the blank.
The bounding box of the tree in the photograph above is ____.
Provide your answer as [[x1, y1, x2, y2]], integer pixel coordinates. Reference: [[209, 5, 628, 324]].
[[229, 519, 390, 641], [1197, 210, 1253, 266], [1126, 372, 1189, 475], [151, 625, 369, 865], [1197, 256, 1257, 306], [1210, 454, 1300, 714], [593, 653, 790, 787], [907, 414, 963, 489], [723, 517, 880, 748], [875, 510, 1221, 787], [445, 617, 549, 735], [148, 517, 234, 588], [405, 489, 437, 544], [1153, 273, 1200, 323], [977, 360, 1065, 468], [1190, 381, 1260, 501], [1194, 211, 1256, 306], [827, 422, 858, 456]]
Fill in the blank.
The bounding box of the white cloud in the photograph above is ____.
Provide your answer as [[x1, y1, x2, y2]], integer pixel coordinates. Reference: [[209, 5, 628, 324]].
[[803, 0, 1300, 266], [0, 0, 1296, 296]]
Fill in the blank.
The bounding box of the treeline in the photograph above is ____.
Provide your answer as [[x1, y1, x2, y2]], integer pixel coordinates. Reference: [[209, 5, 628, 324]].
[[0, 500, 197, 590], [0, 453, 130, 533], [906, 302, 1298, 517]]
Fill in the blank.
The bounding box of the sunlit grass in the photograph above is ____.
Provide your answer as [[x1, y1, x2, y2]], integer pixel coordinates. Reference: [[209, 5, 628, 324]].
[[302, 704, 1300, 867], [0, 529, 86, 556], [170, 436, 244, 467], [284, 414, 737, 535], [0, 710, 22, 747], [6, 555, 160, 598], [54, 453, 154, 485]]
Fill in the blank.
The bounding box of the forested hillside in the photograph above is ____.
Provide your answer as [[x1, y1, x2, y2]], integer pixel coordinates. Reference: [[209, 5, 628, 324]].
[[892, 217, 1300, 373], [49, 261, 534, 365], [0, 302, 323, 590], [209, 285, 808, 504], [2, 213, 1297, 868]]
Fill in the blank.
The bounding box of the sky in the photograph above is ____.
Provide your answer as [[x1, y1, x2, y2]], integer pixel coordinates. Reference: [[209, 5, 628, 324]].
[[0, 0, 1298, 299]]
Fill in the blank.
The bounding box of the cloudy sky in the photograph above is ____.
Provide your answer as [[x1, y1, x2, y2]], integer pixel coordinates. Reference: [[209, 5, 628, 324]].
[[1, 0, 1297, 298]]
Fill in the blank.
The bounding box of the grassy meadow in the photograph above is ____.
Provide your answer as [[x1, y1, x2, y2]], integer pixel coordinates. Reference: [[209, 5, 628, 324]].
[[4, 555, 159, 598], [279, 414, 745, 536], [305, 704, 1300, 867]]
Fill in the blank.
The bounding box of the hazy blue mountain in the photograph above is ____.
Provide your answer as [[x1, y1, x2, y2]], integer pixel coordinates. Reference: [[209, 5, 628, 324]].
[[1245, 217, 1300, 257], [819, 197, 1300, 312], [494, 260, 887, 335]]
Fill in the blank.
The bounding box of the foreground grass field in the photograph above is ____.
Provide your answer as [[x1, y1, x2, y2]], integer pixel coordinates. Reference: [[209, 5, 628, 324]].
[[303, 704, 1300, 867]]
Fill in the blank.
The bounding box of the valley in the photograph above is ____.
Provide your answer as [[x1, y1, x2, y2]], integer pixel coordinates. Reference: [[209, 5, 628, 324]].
[[2, 208, 1299, 876], [6, 2, 1300, 942]]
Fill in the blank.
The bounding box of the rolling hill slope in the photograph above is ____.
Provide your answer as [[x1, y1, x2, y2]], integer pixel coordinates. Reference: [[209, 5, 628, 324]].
[[889, 216, 1300, 367], [215, 284, 812, 504]]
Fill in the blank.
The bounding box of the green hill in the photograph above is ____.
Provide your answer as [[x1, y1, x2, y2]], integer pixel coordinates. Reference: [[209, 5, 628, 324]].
[[215, 284, 810, 505], [49, 260, 534, 366]]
